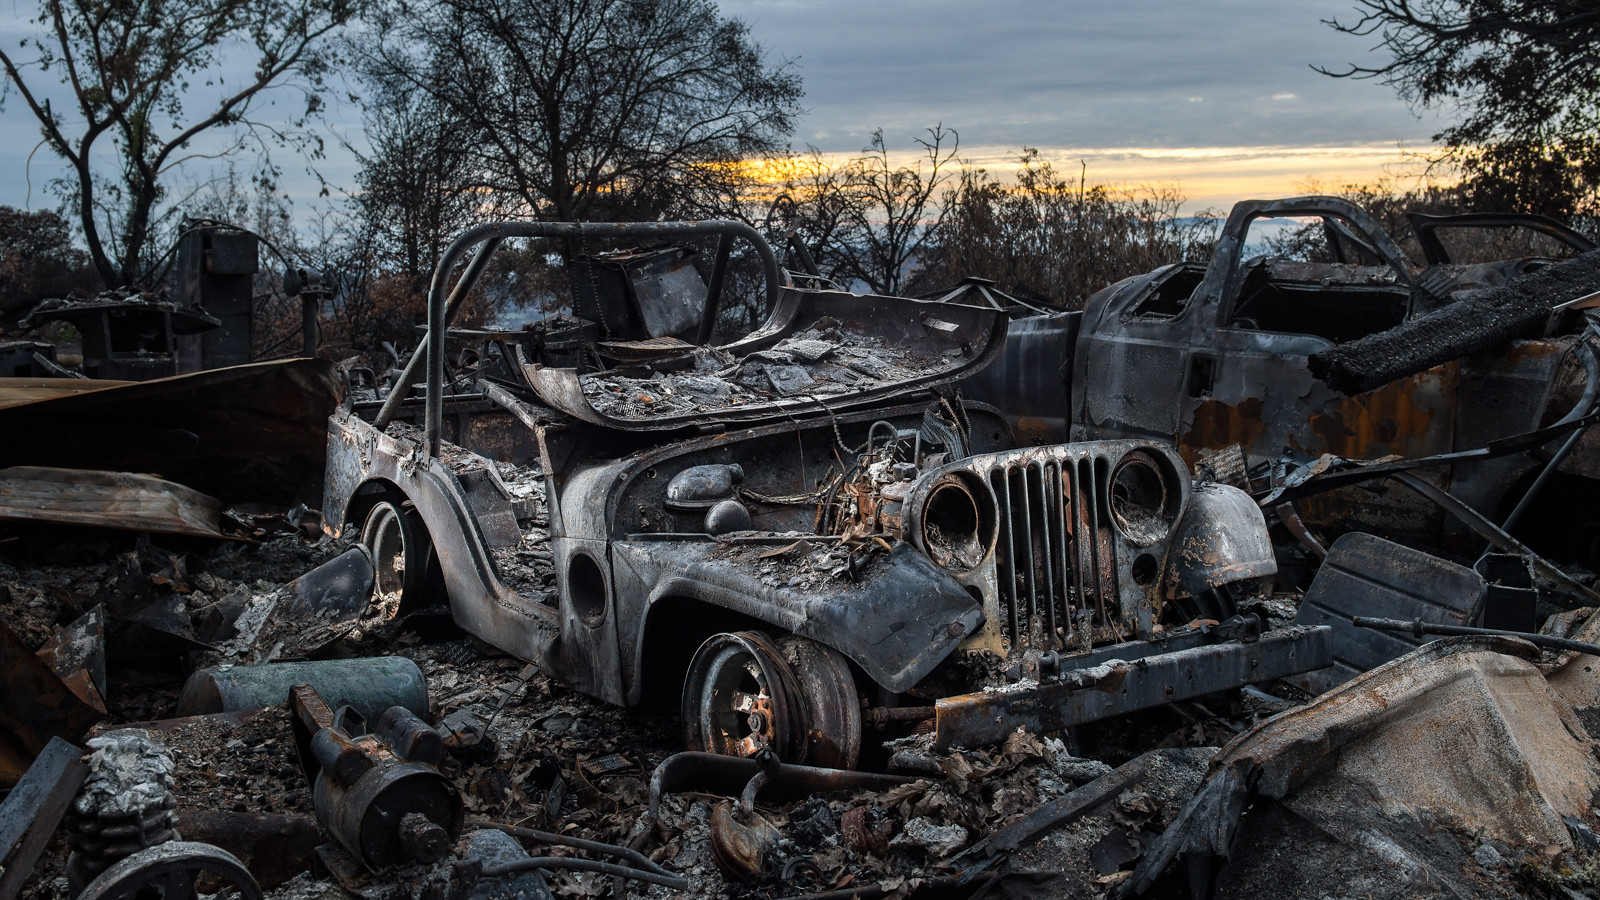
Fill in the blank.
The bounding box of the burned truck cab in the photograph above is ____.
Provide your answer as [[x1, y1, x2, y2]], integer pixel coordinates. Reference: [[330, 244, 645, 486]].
[[324, 221, 1329, 768]]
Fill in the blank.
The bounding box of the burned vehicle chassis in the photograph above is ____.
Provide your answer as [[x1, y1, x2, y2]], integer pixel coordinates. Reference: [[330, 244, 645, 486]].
[[324, 220, 1331, 765]]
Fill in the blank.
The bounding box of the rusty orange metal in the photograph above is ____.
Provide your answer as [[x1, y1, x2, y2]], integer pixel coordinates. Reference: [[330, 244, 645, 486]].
[[0, 619, 104, 787]]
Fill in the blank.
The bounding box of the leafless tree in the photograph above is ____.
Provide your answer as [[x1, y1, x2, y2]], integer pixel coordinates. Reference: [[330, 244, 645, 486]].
[[0, 0, 361, 286], [360, 0, 802, 224], [932, 151, 1218, 308], [1320, 0, 1600, 219], [353, 80, 484, 287], [824, 126, 958, 296]]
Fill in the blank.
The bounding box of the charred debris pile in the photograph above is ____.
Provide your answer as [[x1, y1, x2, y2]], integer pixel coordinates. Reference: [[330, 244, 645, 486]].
[[7, 211, 1600, 900]]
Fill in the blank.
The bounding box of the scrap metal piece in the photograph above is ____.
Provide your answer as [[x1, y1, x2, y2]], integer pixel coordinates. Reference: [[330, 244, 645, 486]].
[[282, 545, 376, 617], [639, 752, 913, 838], [1390, 471, 1600, 606], [0, 619, 103, 787], [75, 841, 262, 900], [0, 358, 341, 505], [1163, 481, 1277, 598], [932, 626, 1334, 750], [1289, 533, 1486, 694], [0, 737, 87, 900], [0, 467, 230, 539], [947, 749, 1160, 882], [709, 767, 778, 880], [1263, 457, 1600, 608], [35, 606, 107, 716], [475, 821, 677, 880], [178, 657, 428, 726]]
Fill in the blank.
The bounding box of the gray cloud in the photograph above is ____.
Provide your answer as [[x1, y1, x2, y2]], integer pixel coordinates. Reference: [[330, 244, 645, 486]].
[[721, 0, 1442, 152], [0, 0, 1446, 211]]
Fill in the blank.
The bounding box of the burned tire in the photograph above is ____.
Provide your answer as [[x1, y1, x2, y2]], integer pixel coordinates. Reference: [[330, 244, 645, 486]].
[[682, 631, 861, 768], [777, 635, 861, 769], [360, 499, 430, 612]]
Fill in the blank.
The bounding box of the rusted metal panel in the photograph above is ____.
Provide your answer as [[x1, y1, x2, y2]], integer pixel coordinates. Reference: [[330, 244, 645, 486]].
[[0, 619, 103, 787], [0, 359, 340, 504], [173, 811, 319, 890], [0, 378, 133, 410], [932, 625, 1333, 749], [0, 466, 230, 538]]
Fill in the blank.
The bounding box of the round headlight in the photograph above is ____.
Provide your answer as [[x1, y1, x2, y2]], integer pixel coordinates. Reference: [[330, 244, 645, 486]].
[[1109, 449, 1181, 546], [919, 474, 994, 571]]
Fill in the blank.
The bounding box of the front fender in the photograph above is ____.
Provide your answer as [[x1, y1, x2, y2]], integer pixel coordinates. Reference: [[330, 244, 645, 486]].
[[616, 538, 982, 694]]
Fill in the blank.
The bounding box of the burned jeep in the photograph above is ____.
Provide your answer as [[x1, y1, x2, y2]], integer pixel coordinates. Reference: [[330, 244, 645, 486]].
[[323, 221, 1329, 766], [963, 197, 1600, 579]]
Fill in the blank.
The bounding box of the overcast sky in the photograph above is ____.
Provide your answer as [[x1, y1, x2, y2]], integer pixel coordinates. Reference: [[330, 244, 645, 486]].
[[0, 0, 1446, 217]]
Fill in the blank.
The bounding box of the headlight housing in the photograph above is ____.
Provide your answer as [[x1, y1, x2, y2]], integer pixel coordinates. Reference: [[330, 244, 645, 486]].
[[1108, 449, 1182, 546], [917, 473, 995, 572]]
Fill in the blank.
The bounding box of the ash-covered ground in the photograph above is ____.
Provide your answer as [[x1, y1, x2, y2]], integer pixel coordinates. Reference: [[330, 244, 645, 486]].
[[3, 521, 1596, 900]]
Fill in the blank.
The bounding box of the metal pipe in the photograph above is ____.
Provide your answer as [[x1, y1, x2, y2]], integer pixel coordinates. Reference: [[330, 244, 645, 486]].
[[471, 822, 670, 877], [697, 232, 735, 345], [788, 235, 822, 278], [301, 296, 319, 358], [177, 657, 429, 726], [1352, 616, 1600, 656], [862, 705, 937, 727], [475, 857, 689, 890], [1503, 333, 1600, 532], [422, 221, 785, 455], [374, 238, 503, 430], [644, 751, 913, 823]]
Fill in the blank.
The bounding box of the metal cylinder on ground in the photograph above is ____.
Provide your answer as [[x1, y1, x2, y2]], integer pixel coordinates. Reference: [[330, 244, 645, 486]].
[[177, 657, 429, 725]]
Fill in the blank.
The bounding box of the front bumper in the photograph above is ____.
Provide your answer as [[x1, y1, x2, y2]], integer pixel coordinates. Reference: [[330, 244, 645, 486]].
[[933, 626, 1334, 749]]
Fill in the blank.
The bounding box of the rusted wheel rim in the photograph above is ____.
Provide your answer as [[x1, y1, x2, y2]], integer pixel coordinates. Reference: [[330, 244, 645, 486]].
[[683, 631, 806, 762], [77, 841, 262, 900], [361, 502, 406, 597], [360, 499, 428, 609]]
